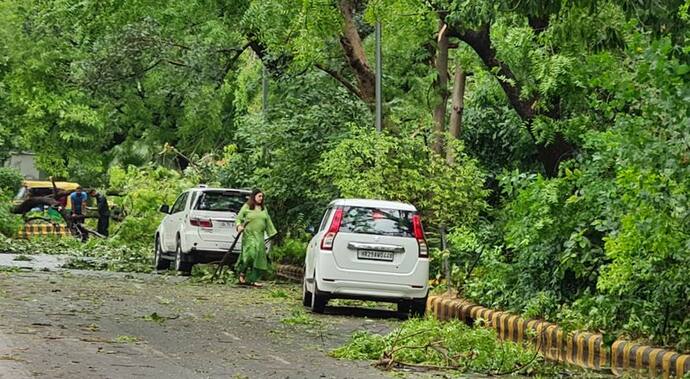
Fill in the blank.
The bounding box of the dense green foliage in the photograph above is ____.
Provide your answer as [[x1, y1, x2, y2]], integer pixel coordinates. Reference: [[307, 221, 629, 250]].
[[108, 165, 199, 244], [1, 0, 689, 353]]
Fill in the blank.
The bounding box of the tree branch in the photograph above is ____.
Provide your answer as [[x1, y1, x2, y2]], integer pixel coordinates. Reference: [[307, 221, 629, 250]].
[[338, 0, 376, 106], [449, 24, 536, 127], [446, 22, 576, 176], [315, 63, 363, 100], [215, 42, 250, 89]]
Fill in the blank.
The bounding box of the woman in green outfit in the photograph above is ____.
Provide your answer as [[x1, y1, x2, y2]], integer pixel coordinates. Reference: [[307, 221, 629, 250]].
[[235, 189, 277, 287]]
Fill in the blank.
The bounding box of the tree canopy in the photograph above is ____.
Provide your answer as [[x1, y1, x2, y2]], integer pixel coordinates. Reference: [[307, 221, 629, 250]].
[[1, 0, 689, 351]]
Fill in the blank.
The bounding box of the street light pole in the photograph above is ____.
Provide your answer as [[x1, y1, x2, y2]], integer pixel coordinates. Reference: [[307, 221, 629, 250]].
[[375, 21, 382, 132]]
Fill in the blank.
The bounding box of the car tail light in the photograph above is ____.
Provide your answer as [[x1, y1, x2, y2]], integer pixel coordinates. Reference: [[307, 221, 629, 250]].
[[320, 208, 343, 250], [412, 214, 428, 257], [190, 218, 213, 228]]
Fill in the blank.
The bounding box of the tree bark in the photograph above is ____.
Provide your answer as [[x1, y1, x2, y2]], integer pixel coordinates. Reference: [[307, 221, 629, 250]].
[[432, 19, 450, 155], [338, 0, 376, 107], [446, 63, 466, 165]]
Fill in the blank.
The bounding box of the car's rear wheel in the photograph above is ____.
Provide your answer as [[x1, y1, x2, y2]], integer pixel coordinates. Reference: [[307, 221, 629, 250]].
[[154, 235, 171, 270], [302, 279, 312, 307], [310, 277, 327, 314], [410, 296, 427, 317], [174, 236, 192, 276], [397, 301, 411, 314]]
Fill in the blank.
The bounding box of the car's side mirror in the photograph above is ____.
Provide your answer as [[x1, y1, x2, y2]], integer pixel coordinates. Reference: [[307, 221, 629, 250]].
[[306, 225, 316, 235], [159, 204, 170, 214]]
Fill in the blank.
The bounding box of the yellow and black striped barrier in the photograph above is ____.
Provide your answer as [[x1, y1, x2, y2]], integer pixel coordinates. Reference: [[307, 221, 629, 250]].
[[429, 295, 690, 378], [611, 340, 690, 378], [16, 224, 70, 239]]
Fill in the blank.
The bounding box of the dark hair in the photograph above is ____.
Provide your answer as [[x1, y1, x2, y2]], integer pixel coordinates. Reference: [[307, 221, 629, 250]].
[[247, 188, 264, 210]]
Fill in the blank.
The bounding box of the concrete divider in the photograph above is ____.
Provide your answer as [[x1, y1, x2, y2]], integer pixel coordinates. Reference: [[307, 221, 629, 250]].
[[274, 264, 689, 378]]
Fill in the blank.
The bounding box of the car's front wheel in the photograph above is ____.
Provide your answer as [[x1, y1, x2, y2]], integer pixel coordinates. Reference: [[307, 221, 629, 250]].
[[174, 236, 192, 276], [154, 235, 170, 271]]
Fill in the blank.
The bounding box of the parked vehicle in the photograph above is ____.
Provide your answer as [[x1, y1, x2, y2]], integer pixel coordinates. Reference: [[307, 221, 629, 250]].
[[303, 199, 429, 315], [155, 186, 250, 275]]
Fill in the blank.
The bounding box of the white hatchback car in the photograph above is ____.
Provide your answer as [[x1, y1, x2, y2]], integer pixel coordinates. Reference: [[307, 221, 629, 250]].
[[303, 199, 429, 315], [154, 186, 250, 274]]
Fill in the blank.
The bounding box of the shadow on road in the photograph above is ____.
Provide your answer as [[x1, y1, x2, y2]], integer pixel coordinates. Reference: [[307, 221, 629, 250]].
[[322, 305, 408, 320]]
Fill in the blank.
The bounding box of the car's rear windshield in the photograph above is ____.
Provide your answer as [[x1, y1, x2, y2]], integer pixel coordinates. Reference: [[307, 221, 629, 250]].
[[339, 206, 414, 237], [195, 191, 247, 213]]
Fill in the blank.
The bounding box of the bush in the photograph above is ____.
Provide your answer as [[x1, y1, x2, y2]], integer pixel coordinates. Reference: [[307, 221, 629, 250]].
[[270, 237, 307, 265], [0, 200, 22, 237], [0, 167, 22, 193]]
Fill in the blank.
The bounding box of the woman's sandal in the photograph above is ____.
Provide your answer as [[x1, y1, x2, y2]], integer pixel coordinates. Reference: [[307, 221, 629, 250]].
[[252, 282, 264, 288], [238, 273, 247, 285]]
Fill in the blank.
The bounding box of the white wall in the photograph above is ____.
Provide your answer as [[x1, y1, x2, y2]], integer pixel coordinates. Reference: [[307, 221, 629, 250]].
[[3, 153, 42, 179]]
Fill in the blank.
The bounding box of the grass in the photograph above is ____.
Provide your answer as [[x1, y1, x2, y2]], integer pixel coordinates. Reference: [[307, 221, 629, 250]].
[[114, 335, 140, 343], [281, 308, 321, 326], [12, 254, 32, 261]]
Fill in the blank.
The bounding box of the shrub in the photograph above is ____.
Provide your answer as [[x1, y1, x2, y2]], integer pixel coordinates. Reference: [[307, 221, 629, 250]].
[[270, 237, 307, 265], [0, 167, 23, 193], [0, 201, 22, 237]]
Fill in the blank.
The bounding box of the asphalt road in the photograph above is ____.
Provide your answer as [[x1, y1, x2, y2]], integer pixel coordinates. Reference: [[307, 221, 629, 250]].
[[0, 268, 417, 379]]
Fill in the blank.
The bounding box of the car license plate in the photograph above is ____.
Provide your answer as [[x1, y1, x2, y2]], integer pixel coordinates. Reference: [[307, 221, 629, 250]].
[[357, 250, 394, 262], [216, 221, 232, 228]]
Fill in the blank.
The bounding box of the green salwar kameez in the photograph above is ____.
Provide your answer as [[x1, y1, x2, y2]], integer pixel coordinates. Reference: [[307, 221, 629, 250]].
[[234, 204, 277, 284]]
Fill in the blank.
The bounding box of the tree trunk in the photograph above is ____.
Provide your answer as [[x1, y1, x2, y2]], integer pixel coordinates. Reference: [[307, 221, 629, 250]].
[[432, 19, 450, 155], [447, 63, 466, 165], [338, 0, 376, 107]]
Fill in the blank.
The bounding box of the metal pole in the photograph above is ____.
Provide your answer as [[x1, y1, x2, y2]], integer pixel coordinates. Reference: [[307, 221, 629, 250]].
[[262, 65, 269, 118], [375, 21, 382, 132], [262, 64, 269, 163]]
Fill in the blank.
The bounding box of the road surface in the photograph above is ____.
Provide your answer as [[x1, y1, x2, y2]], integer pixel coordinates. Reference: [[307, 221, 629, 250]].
[[0, 268, 415, 379]]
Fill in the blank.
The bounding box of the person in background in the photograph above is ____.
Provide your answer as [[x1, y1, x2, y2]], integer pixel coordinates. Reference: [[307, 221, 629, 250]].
[[69, 186, 88, 224], [89, 189, 110, 237], [234, 189, 278, 287]]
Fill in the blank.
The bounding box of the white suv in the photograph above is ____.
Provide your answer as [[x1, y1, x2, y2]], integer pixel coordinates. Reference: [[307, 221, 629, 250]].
[[303, 199, 429, 315], [154, 186, 250, 275]]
